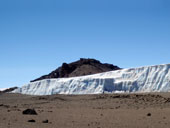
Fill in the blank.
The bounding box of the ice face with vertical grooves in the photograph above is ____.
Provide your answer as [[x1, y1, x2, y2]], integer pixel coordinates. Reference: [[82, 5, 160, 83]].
[[13, 64, 170, 95]]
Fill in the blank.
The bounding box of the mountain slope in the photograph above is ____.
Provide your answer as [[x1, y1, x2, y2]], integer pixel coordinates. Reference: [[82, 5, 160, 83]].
[[13, 64, 170, 95], [31, 58, 120, 82]]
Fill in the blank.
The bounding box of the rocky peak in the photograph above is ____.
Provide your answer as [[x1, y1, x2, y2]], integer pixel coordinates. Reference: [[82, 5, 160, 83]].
[[31, 58, 120, 82]]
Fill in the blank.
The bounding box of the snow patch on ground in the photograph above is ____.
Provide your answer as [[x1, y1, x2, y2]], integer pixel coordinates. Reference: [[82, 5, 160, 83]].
[[0, 88, 8, 91]]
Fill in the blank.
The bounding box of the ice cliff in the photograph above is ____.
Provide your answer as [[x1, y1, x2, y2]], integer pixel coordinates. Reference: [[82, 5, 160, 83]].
[[13, 64, 170, 95]]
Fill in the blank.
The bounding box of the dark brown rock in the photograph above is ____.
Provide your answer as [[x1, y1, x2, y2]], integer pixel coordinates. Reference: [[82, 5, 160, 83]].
[[28, 119, 36, 122], [31, 58, 120, 82], [22, 109, 37, 115], [42, 120, 49, 123], [147, 113, 151, 116]]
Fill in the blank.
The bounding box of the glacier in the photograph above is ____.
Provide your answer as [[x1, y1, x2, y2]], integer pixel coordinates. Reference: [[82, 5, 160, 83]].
[[13, 64, 170, 95]]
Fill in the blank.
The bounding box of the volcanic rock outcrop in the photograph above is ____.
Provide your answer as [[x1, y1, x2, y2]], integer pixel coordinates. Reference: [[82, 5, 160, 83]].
[[31, 58, 120, 82]]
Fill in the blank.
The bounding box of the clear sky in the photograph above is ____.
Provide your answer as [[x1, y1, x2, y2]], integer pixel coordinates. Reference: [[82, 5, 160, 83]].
[[0, 0, 170, 88]]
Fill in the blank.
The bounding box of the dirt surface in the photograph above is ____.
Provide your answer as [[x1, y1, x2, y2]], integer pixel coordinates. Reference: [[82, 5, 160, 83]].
[[1, 93, 170, 128]]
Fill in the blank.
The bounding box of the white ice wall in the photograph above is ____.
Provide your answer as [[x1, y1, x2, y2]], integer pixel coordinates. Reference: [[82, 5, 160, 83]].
[[13, 64, 170, 95]]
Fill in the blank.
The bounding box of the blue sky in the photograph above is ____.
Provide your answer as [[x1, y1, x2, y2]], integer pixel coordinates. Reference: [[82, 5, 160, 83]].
[[0, 0, 170, 88]]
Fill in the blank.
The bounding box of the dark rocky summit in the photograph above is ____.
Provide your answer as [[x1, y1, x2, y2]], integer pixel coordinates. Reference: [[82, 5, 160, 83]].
[[31, 58, 120, 82]]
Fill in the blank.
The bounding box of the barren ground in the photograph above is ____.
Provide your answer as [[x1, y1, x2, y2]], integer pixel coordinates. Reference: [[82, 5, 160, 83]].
[[1, 93, 170, 128]]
